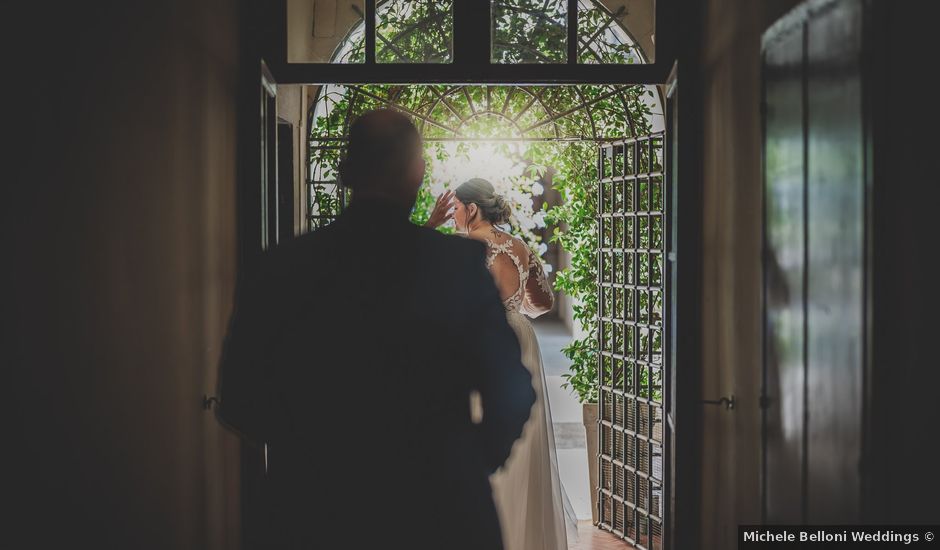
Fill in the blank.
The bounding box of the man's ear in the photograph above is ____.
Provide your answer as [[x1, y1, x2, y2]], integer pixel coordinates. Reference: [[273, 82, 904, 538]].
[[407, 155, 426, 185], [417, 156, 427, 180]]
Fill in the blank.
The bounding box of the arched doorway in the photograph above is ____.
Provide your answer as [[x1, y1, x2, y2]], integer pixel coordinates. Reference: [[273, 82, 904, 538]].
[[295, 1, 671, 547]]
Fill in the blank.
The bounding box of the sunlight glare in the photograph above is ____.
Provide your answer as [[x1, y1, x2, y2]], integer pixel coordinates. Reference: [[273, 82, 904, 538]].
[[428, 142, 526, 195]]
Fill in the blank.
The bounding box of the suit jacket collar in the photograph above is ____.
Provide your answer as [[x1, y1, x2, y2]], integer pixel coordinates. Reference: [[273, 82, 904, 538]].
[[343, 197, 414, 224]]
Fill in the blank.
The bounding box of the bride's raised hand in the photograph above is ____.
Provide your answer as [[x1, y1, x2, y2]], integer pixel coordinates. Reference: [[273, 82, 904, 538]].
[[424, 190, 455, 228]]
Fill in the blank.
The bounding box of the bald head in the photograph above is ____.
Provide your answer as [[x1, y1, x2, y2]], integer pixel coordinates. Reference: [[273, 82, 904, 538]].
[[338, 109, 424, 198]]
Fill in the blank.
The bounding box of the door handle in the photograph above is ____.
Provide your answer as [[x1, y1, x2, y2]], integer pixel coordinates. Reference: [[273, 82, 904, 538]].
[[203, 394, 221, 411], [702, 395, 735, 410]]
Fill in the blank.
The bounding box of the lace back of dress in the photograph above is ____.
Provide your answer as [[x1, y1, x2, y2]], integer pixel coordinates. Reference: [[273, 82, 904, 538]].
[[484, 236, 528, 312]]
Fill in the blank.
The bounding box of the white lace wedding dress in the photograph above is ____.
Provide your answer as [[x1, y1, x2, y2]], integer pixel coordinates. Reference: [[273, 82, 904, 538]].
[[473, 232, 577, 550]]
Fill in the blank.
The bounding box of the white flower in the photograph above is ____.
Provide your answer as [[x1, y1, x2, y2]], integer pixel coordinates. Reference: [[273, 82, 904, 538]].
[[532, 211, 547, 228], [531, 182, 544, 196], [543, 263, 553, 274], [537, 243, 548, 256]]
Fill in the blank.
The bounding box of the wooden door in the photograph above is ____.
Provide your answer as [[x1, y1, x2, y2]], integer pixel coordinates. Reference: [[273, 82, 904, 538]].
[[761, 0, 867, 523]]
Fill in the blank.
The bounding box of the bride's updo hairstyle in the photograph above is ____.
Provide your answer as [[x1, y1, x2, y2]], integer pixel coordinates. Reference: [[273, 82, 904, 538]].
[[455, 178, 512, 225]]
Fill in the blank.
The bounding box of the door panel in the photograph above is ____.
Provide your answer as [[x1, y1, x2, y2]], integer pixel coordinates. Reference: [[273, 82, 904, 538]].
[[761, 18, 806, 524], [805, 0, 864, 521], [260, 71, 278, 250], [761, 0, 867, 523], [277, 121, 295, 242]]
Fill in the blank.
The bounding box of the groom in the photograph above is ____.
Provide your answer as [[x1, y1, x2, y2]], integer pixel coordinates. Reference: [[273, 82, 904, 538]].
[[217, 109, 535, 549]]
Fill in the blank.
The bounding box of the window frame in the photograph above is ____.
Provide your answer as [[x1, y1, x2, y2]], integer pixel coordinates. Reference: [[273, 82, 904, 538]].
[[265, 0, 674, 85]]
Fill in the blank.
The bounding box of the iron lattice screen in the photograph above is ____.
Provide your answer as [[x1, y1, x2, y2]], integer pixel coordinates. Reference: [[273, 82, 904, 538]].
[[596, 133, 665, 550], [306, 140, 349, 231]]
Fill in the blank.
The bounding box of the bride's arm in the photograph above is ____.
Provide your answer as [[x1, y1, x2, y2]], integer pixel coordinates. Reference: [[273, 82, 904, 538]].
[[521, 247, 554, 318]]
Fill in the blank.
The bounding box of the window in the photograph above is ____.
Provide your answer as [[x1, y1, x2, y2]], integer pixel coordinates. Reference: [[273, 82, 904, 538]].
[[377, 0, 454, 63], [286, 0, 652, 65], [491, 0, 568, 64], [578, 0, 648, 64]]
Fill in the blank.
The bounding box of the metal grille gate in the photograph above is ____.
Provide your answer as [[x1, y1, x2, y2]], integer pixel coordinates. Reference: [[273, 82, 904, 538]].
[[596, 133, 665, 549], [306, 140, 349, 231]]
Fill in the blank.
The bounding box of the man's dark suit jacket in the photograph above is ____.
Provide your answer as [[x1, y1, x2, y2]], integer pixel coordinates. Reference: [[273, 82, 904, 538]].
[[217, 198, 535, 549]]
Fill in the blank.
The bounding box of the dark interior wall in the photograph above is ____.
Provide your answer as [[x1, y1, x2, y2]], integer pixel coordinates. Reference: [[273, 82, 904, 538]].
[[866, 1, 940, 524], [7, 1, 243, 547]]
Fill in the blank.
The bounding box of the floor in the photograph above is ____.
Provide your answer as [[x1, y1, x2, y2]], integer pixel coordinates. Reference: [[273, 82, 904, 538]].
[[571, 521, 636, 550], [532, 317, 592, 521]]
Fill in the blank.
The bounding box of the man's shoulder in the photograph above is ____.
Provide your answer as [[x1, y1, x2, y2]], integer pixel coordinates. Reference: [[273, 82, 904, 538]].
[[260, 226, 340, 275], [279, 221, 347, 251], [416, 227, 486, 259]]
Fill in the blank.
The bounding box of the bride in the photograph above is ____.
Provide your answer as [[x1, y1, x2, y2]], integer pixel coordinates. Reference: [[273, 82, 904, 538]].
[[428, 178, 575, 550]]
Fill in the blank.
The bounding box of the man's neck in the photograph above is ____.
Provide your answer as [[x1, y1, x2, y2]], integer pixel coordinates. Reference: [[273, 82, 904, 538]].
[[349, 191, 414, 219]]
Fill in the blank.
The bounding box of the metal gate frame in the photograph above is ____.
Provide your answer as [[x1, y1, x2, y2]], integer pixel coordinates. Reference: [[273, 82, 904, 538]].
[[596, 132, 666, 550]]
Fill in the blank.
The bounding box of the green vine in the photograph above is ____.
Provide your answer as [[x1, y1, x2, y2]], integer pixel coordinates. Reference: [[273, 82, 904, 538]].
[[543, 141, 602, 403]]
